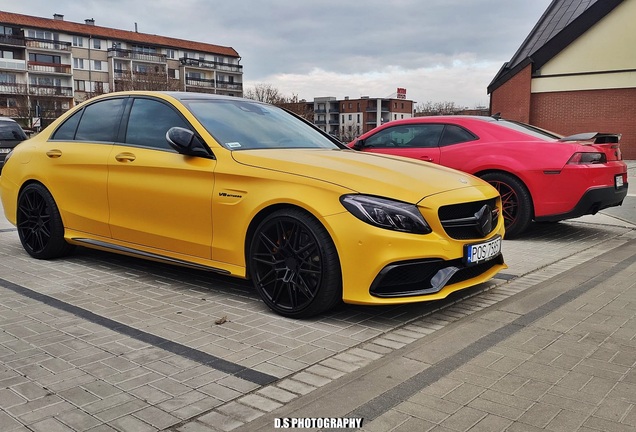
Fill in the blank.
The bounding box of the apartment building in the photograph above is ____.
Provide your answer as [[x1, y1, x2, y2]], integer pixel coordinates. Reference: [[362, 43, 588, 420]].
[[338, 96, 413, 140], [0, 11, 242, 127]]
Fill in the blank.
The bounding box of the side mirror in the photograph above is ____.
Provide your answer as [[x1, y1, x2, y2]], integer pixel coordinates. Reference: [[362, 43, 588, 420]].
[[166, 127, 212, 158], [352, 138, 364, 150]]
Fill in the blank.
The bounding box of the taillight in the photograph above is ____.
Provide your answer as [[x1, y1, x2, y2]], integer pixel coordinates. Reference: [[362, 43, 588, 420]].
[[567, 152, 607, 165]]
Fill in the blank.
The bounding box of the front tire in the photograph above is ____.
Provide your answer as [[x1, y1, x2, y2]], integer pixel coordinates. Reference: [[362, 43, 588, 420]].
[[248, 208, 342, 318], [17, 183, 75, 259], [480, 172, 532, 239]]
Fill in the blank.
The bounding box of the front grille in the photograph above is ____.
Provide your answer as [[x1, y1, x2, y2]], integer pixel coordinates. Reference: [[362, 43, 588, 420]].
[[439, 198, 498, 240]]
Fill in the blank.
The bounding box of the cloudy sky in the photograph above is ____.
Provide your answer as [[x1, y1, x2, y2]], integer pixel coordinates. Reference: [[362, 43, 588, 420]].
[[5, 0, 553, 108]]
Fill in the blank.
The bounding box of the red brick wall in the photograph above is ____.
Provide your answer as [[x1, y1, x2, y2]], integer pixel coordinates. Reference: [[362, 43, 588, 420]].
[[530, 88, 636, 160], [490, 65, 532, 123]]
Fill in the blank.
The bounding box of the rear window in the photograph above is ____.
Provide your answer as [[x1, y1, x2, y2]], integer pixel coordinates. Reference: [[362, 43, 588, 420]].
[[494, 120, 561, 141], [0, 121, 27, 141]]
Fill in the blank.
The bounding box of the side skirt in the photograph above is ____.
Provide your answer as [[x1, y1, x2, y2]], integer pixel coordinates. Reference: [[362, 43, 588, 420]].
[[71, 237, 232, 275]]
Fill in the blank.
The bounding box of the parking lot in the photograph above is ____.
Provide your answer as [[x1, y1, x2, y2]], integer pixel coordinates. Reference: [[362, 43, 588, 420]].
[[0, 168, 634, 431]]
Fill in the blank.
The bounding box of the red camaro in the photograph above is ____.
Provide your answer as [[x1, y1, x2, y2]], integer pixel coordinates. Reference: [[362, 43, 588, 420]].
[[350, 116, 629, 238]]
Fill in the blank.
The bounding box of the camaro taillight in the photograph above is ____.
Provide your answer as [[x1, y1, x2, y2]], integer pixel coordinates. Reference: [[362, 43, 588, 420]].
[[567, 152, 607, 165]]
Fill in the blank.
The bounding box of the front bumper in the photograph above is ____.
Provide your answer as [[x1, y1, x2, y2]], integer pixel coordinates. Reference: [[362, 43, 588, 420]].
[[535, 183, 628, 222], [370, 254, 505, 298]]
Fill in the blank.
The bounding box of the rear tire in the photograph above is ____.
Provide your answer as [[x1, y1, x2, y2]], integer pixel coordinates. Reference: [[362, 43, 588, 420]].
[[17, 183, 75, 259], [480, 172, 532, 239], [248, 208, 342, 318]]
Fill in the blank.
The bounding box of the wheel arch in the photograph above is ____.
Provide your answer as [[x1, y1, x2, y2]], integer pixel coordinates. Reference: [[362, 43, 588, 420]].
[[473, 169, 536, 218], [243, 203, 342, 279]]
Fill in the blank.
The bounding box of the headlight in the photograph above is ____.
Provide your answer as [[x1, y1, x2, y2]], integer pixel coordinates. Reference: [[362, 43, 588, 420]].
[[340, 194, 431, 234]]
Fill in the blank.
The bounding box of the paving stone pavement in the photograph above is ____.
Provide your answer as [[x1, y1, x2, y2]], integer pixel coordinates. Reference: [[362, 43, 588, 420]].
[[0, 162, 633, 431]]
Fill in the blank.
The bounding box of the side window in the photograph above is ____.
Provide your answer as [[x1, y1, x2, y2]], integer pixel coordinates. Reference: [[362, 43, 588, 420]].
[[365, 128, 399, 148], [75, 98, 126, 142], [125, 98, 191, 150], [439, 125, 477, 146], [403, 125, 444, 148], [366, 124, 444, 148], [51, 109, 83, 140]]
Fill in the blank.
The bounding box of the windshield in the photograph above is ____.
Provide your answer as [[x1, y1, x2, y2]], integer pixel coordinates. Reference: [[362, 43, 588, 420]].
[[494, 119, 561, 141], [184, 99, 342, 150]]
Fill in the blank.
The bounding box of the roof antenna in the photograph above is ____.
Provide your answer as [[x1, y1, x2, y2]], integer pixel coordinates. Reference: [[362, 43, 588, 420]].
[[491, 112, 501, 120]]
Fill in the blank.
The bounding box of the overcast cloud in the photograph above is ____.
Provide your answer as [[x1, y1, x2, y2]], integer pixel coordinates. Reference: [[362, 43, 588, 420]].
[[4, 0, 552, 107]]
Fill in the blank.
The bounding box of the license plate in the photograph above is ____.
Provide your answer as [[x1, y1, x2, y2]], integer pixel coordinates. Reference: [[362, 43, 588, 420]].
[[465, 236, 501, 265], [615, 174, 624, 189]]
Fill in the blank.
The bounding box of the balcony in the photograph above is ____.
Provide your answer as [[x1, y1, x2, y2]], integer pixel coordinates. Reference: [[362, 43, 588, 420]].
[[25, 38, 71, 52], [0, 58, 27, 72], [29, 85, 73, 97], [0, 35, 26, 47], [179, 57, 242, 73], [0, 82, 28, 94], [216, 81, 242, 91], [28, 62, 72, 75], [108, 48, 167, 64], [185, 77, 215, 88]]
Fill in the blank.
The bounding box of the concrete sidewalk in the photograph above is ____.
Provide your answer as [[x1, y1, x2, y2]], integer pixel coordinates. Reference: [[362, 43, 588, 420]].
[[182, 232, 636, 432]]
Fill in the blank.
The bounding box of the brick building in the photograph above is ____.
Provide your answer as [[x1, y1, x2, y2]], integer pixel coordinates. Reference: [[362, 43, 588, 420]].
[[488, 0, 636, 159]]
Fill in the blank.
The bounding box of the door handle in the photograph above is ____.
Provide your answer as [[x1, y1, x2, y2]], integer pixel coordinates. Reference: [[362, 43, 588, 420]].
[[46, 149, 62, 158], [115, 152, 136, 162], [419, 156, 433, 162]]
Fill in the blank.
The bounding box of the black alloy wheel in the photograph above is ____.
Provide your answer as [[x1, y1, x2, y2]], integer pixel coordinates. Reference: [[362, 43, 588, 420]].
[[480, 172, 533, 239], [17, 183, 75, 259], [248, 208, 342, 318]]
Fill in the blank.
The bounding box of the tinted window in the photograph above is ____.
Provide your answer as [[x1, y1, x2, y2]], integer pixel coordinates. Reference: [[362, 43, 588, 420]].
[[75, 98, 126, 142], [366, 124, 444, 148], [125, 98, 190, 150], [0, 121, 27, 141], [494, 120, 561, 140], [439, 125, 477, 146], [51, 109, 82, 140]]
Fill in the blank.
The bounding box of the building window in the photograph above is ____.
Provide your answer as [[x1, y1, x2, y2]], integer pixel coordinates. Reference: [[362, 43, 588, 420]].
[[168, 68, 177, 78], [74, 80, 85, 91], [0, 50, 14, 59], [29, 53, 61, 64], [167, 49, 175, 59], [72, 36, 84, 47], [357, 114, 360, 123], [73, 58, 84, 69], [348, 114, 352, 121], [348, 103, 352, 109], [93, 39, 102, 49], [0, 73, 17, 83], [93, 60, 102, 71]]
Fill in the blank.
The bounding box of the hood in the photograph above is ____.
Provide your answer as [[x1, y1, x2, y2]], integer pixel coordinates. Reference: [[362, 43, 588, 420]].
[[231, 148, 488, 203]]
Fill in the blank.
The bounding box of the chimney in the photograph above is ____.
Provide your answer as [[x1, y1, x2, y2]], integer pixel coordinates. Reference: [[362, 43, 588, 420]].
[[85, 18, 95, 26], [53, 13, 64, 20]]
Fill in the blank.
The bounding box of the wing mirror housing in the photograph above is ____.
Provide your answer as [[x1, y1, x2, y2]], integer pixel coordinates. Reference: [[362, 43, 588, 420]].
[[352, 138, 365, 150], [166, 127, 212, 158]]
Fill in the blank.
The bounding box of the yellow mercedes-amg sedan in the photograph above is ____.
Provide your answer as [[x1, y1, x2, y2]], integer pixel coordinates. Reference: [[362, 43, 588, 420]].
[[0, 91, 506, 318]]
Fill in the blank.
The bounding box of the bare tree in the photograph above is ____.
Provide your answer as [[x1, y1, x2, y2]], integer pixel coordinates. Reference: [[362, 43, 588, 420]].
[[244, 83, 286, 105], [415, 101, 461, 116], [278, 94, 314, 121]]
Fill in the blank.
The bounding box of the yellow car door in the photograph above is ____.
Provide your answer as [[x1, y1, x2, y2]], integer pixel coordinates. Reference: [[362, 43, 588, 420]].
[[41, 97, 127, 238], [107, 97, 215, 259]]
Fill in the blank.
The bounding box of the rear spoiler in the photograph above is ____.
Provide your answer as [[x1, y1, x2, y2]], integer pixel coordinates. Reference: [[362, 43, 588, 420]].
[[559, 132, 621, 144]]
